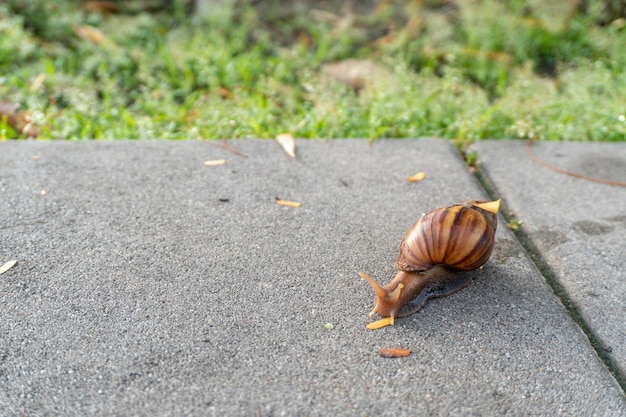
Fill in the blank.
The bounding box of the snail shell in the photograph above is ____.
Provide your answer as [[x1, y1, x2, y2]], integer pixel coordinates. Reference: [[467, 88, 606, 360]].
[[361, 199, 500, 327]]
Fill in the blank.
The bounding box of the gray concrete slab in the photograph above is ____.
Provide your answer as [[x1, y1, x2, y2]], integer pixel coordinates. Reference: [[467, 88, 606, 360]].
[[1, 139, 624, 416], [472, 140, 626, 378]]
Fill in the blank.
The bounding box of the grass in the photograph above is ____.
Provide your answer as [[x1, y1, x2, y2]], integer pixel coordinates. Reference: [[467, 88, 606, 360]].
[[1, 0, 625, 142]]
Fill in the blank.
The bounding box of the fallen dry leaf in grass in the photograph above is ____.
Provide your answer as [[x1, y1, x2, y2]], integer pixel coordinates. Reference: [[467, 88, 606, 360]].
[[73, 25, 108, 45], [378, 347, 412, 358], [407, 171, 426, 183], [275, 197, 301, 208], [217, 87, 234, 100], [275, 133, 296, 158], [321, 59, 385, 91], [82, 1, 120, 13], [204, 159, 226, 166], [0, 260, 18, 275], [30, 73, 46, 92], [0, 101, 39, 138]]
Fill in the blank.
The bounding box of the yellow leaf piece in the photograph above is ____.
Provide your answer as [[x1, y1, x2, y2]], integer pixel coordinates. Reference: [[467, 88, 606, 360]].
[[407, 172, 426, 183], [275, 198, 301, 208], [275, 133, 296, 158], [474, 199, 501, 214], [204, 159, 227, 166], [378, 347, 412, 358], [507, 220, 523, 231], [366, 317, 393, 330], [0, 260, 18, 275]]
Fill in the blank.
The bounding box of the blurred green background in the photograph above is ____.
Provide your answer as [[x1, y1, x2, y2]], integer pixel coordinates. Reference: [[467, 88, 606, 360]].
[[1, 0, 625, 142]]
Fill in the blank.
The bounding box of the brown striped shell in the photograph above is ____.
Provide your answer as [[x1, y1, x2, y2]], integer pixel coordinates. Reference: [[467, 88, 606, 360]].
[[397, 201, 497, 272], [360, 199, 500, 328]]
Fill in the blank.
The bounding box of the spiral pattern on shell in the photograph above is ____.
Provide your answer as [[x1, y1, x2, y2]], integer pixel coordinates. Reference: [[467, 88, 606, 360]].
[[397, 201, 497, 272]]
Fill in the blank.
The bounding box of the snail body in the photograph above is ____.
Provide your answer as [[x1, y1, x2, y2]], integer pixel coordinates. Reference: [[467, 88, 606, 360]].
[[361, 199, 500, 328]]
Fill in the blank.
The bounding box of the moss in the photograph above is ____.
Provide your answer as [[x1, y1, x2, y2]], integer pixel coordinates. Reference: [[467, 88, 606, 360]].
[[0, 0, 625, 141]]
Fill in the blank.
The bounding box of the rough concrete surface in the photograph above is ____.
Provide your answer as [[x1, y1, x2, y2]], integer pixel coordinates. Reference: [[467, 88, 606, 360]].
[[1, 139, 625, 416], [473, 140, 626, 379]]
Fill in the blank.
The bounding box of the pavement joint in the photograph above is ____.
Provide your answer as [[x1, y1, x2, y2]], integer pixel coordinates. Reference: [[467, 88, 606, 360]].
[[474, 164, 626, 393]]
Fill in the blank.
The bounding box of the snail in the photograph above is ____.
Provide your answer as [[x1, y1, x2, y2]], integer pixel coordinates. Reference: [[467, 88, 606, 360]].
[[360, 199, 500, 329]]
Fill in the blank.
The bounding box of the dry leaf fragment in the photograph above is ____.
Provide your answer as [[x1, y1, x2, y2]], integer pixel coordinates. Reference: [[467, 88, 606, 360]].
[[0, 101, 39, 138], [83, 1, 120, 13], [73, 25, 108, 45], [321, 59, 384, 91], [378, 347, 412, 358], [275, 197, 301, 208], [204, 159, 226, 166], [30, 73, 46, 92], [366, 317, 393, 330], [407, 172, 426, 183], [217, 87, 234, 100], [0, 260, 18, 275], [275, 133, 296, 158]]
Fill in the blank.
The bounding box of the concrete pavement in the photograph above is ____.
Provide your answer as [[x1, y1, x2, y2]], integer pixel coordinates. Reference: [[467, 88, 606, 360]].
[[472, 140, 626, 379], [1, 139, 625, 416]]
